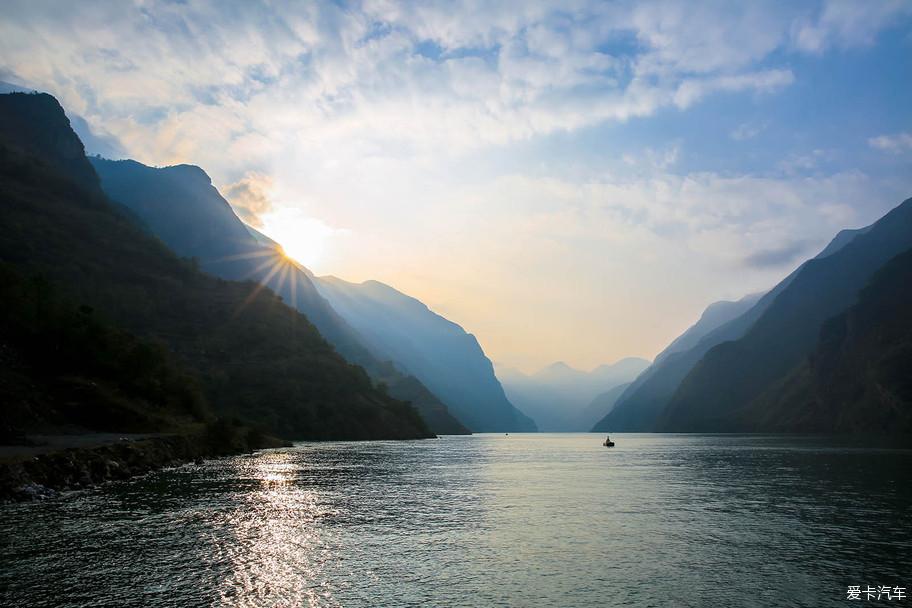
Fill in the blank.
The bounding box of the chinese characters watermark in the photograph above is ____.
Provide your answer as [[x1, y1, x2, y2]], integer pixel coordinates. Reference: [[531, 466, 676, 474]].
[[847, 586, 906, 601]]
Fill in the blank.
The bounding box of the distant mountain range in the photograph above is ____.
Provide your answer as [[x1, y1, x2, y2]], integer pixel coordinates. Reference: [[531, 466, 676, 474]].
[[576, 382, 633, 432], [592, 291, 765, 433], [6, 90, 908, 441], [89, 158, 532, 433], [312, 276, 536, 432], [594, 199, 912, 435], [499, 358, 649, 431]]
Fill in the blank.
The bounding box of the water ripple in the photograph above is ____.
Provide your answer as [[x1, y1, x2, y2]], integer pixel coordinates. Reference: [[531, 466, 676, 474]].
[[1, 434, 910, 607]]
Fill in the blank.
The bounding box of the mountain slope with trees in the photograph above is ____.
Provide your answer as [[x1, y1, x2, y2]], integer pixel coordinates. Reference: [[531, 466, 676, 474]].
[[0, 91, 431, 441], [744, 248, 912, 433], [593, 226, 874, 433], [658, 198, 912, 432], [89, 157, 467, 435]]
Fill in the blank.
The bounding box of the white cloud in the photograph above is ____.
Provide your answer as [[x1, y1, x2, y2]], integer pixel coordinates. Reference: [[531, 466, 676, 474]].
[[672, 69, 794, 109], [367, 164, 909, 369], [791, 0, 912, 53], [869, 132, 912, 154], [730, 121, 767, 141], [1, 1, 904, 167], [777, 148, 838, 175], [223, 172, 275, 228], [1, 0, 908, 369], [0, 1, 816, 164]]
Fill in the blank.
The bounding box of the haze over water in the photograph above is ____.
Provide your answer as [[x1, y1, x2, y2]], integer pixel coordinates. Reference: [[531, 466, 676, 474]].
[[2, 434, 909, 607]]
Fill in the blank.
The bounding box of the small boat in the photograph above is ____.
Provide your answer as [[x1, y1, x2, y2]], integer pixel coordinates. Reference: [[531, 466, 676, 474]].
[[603, 435, 615, 447]]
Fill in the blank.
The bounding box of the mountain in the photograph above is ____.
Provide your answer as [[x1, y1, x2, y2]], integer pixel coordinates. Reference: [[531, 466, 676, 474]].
[[313, 276, 537, 432], [577, 382, 632, 431], [657, 197, 912, 432], [744, 248, 912, 433], [87, 158, 372, 362], [653, 293, 763, 366], [0, 91, 431, 441], [88, 157, 467, 435], [593, 226, 872, 433], [499, 358, 649, 431], [0, 81, 35, 95]]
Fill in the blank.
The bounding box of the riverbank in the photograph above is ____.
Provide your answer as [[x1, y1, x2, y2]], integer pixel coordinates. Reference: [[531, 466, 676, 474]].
[[0, 426, 289, 502]]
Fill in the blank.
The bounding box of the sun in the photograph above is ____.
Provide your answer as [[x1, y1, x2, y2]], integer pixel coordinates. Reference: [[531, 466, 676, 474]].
[[258, 207, 342, 270]]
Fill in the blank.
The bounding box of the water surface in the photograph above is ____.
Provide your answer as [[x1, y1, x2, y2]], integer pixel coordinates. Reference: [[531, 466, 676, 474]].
[[2, 434, 910, 607]]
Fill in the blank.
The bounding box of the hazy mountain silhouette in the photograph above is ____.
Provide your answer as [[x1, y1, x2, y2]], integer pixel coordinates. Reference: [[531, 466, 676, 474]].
[[654, 293, 763, 366], [88, 157, 467, 435], [658, 197, 912, 432], [577, 382, 632, 431], [593, 225, 873, 433], [591, 293, 762, 432], [500, 358, 648, 431], [0, 92, 431, 441], [314, 276, 537, 432]]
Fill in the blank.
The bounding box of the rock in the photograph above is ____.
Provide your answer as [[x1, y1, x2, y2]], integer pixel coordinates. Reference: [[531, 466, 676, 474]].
[[16, 482, 58, 500]]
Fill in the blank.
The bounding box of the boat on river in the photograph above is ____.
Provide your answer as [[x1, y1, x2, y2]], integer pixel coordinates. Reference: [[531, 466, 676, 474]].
[[603, 435, 615, 447]]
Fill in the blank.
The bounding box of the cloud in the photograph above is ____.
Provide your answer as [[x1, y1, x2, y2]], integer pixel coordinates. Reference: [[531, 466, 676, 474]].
[[791, 0, 912, 53], [223, 172, 274, 227], [869, 132, 912, 154], [730, 121, 767, 141], [742, 241, 810, 268], [622, 142, 680, 171], [1, 2, 904, 169], [0, 1, 908, 369], [366, 163, 908, 370], [69, 114, 128, 158], [777, 149, 839, 176], [0, 1, 818, 164], [672, 69, 794, 110]]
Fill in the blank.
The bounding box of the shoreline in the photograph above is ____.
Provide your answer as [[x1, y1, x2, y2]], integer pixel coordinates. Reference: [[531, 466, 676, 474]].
[[0, 431, 288, 503], [0, 428, 444, 503]]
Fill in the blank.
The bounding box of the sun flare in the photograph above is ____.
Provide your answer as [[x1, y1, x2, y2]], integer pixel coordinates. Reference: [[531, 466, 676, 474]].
[[258, 208, 344, 270]]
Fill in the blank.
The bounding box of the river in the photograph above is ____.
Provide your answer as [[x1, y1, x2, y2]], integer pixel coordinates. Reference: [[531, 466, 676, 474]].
[[1, 433, 909, 607]]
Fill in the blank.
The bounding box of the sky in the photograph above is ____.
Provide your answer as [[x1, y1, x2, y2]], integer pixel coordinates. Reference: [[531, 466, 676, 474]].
[[1, 1, 911, 373]]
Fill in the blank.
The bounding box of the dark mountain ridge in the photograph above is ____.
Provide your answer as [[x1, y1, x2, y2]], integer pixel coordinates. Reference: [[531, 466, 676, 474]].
[[0, 92, 431, 441], [89, 157, 468, 435], [658, 197, 912, 432], [745, 248, 912, 433], [593, 224, 875, 433]]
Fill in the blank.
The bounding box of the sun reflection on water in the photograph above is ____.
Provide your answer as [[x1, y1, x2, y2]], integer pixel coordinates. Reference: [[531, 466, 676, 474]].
[[2, 437, 911, 607], [217, 450, 340, 607]]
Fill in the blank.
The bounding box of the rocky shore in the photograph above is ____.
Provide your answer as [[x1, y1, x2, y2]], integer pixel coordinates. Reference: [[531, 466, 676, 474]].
[[0, 428, 289, 502]]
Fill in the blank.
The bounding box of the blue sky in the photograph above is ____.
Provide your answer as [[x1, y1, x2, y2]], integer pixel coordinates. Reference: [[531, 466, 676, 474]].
[[1, 1, 911, 371]]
